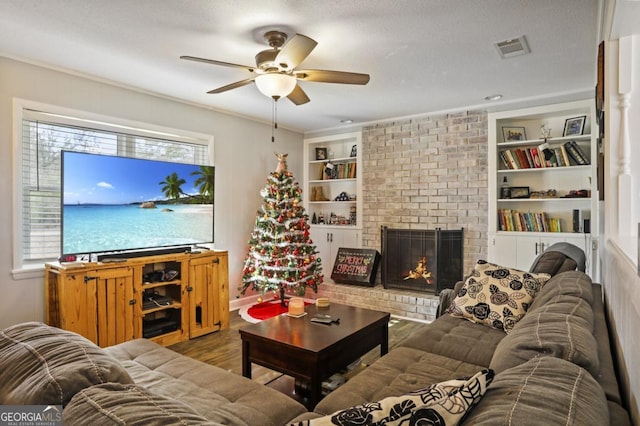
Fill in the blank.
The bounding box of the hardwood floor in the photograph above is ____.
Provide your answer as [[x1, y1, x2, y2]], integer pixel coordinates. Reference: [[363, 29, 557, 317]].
[[169, 310, 425, 386]]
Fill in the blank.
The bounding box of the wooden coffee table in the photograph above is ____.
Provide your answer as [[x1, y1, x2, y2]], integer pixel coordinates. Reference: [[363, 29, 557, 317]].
[[239, 302, 390, 409]]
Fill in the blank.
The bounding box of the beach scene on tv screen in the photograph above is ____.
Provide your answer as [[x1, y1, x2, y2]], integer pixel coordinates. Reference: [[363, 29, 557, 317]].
[[62, 152, 214, 254]]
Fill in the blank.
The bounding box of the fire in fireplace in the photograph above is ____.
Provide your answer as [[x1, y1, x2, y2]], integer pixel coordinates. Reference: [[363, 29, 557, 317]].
[[381, 227, 464, 295]]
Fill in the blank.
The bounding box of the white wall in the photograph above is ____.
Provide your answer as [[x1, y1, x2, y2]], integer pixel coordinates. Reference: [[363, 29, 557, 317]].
[[0, 57, 304, 329]]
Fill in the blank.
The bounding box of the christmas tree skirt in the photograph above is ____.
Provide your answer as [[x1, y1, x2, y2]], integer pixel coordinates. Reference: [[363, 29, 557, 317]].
[[239, 299, 314, 323]]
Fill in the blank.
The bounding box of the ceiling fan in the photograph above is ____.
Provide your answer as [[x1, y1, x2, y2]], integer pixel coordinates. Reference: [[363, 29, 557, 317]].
[[180, 30, 370, 105]]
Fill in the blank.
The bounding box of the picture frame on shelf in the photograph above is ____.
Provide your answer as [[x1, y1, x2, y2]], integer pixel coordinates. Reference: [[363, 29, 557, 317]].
[[502, 126, 527, 142], [315, 147, 328, 161], [563, 116, 586, 136], [509, 186, 530, 199]]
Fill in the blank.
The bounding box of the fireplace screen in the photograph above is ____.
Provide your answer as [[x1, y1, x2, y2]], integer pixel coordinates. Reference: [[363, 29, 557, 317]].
[[381, 227, 464, 295]]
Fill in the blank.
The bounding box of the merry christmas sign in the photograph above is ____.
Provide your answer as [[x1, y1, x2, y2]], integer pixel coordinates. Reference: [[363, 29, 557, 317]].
[[331, 248, 380, 287]]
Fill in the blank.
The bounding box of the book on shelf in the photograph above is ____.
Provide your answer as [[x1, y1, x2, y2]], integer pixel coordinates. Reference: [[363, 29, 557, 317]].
[[498, 209, 562, 232], [318, 161, 356, 180], [564, 141, 590, 165], [500, 142, 588, 170]]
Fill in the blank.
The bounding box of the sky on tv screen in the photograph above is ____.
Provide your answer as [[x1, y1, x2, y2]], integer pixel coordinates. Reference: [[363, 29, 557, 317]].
[[63, 152, 208, 205]]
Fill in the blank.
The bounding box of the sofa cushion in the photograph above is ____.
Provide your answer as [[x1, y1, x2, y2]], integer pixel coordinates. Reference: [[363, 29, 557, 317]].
[[490, 271, 599, 378], [63, 382, 218, 425], [527, 270, 593, 312], [399, 314, 506, 367], [0, 322, 133, 406], [448, 260, 551, 333], [292, 369, 493, 426], [463, 357, 609, 425], [105, 338, 306, 426], [314, 347, 487, 416]]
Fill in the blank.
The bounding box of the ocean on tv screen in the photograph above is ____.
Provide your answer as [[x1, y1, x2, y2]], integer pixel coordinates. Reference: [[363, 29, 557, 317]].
[[62, 203, 213, 254]]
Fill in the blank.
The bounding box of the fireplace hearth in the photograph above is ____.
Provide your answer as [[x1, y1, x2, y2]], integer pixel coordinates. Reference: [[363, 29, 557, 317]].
[[381, 227, 464, 295]]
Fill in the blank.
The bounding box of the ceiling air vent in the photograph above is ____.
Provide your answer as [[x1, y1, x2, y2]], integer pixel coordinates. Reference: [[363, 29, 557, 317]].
[[494, 36, 530, 59]]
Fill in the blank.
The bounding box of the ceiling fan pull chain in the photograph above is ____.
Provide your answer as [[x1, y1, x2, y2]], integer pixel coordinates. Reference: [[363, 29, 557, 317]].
[[271, 96, 280, 143]]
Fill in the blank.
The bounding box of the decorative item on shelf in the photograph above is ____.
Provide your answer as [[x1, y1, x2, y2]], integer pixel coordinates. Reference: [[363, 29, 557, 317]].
[[350, 205, 356, 225], [509, 186, 530, 199], [540, 124, 552, 140], [310, 186, 329, 201], [562, 189, 590, 198], [502, 126, 526, 142], [324, 162, 336, 179], [318, 212, 325, 224], [350, 144, 357, 157], [563, 116, 586, 137], [315, 147, 328, 160], [334, 191, 350, 201], [530, 189, 557, 199], [500, 176, 511, 199]]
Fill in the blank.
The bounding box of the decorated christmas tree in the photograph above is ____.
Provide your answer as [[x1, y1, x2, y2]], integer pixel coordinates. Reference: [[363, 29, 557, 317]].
[[239, 153, 323, 305]]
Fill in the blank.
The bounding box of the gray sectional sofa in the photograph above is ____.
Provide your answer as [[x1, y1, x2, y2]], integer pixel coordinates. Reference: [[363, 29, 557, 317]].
[[0, 245, 631, 425], [290, 258, 631, 425], [0, 322, 308, 425]]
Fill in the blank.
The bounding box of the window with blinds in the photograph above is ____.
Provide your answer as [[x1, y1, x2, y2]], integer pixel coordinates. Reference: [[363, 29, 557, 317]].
[[19, 110, 212, 266]]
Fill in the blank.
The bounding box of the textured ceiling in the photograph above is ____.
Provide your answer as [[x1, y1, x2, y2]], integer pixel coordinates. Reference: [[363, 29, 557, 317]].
[[0, 0, 610, 132]]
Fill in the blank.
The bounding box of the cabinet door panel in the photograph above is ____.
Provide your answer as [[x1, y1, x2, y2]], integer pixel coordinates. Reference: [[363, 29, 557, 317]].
[[310, 228, 331, 272], [57, 270, 98, 343], [189, 256, 221, 338], [489, 235, 518, 269], [94, 267, 135, 347]]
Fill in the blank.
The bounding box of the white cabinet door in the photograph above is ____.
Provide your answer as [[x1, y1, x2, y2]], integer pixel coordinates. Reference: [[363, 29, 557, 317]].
[[488, 234, 518, 269], [516, 235, 567, 271], [309, 227, 360, 280], [491, 233, 591, 272]]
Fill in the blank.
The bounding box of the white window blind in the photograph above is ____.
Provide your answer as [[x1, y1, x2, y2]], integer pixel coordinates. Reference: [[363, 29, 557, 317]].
[[20, 110, 211, 266]]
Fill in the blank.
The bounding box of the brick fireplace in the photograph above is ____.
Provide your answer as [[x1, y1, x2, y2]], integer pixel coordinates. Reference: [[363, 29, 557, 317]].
[[312, 110, 488, 322]]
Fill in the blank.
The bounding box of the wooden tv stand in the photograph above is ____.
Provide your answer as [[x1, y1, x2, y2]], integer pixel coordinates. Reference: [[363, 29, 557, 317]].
[[45, 250, 229, 347]]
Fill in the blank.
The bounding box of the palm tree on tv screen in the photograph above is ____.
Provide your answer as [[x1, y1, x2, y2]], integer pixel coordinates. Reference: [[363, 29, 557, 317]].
[[159, 172, 186, 202], [191, 166, 214, 203]]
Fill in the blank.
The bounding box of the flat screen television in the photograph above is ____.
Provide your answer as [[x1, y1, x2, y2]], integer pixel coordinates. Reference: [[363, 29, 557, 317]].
[[61, 151, 214, 257]]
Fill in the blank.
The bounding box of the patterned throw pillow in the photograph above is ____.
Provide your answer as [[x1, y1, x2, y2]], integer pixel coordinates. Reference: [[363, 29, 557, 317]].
[[448, 260, 550, 333], [290, 369, 493, 426]]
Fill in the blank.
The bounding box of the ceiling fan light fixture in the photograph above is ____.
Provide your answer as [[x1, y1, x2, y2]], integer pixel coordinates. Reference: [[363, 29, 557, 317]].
[[255, 73, 297, 99]]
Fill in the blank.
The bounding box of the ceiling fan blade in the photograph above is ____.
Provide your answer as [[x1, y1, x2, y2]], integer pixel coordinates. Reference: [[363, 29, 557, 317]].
[[180, 55, 255, 72], [295, 69, 370, 85], [287, 84, 310, 105], [207, 78, 255, 94], [275, 34, 317, 70]]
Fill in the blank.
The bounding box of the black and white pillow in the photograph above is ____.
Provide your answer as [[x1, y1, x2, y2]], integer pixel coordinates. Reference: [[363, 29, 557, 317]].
[[448, 260, 550, 333], [290, 369, 494, 426]]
